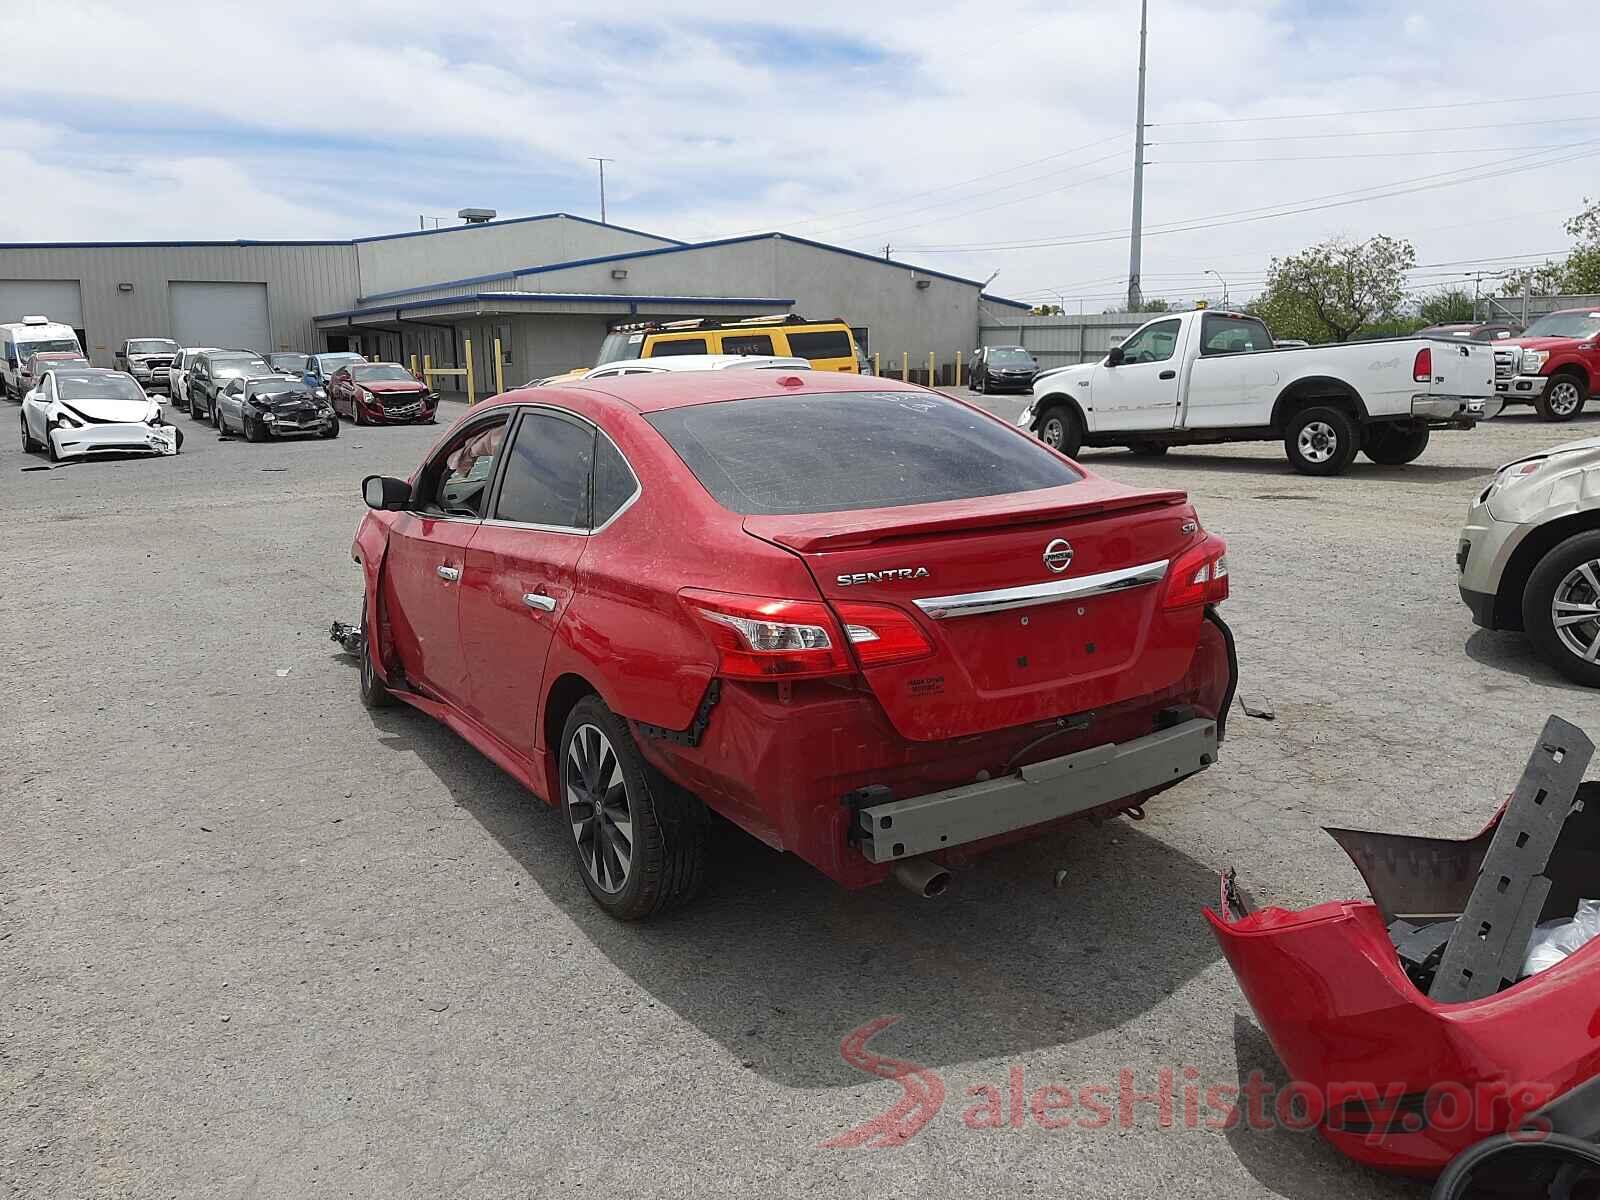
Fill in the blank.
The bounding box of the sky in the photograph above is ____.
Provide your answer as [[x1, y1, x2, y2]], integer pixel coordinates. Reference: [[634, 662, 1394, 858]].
[[3, 0, 1596, 308]]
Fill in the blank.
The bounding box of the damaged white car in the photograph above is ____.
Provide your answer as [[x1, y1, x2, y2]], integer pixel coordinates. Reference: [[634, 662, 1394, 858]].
[[19, 368, 180, 461]]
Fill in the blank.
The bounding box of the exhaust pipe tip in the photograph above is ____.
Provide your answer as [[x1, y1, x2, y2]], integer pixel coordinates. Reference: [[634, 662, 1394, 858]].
[[892, 858, 951, 898]]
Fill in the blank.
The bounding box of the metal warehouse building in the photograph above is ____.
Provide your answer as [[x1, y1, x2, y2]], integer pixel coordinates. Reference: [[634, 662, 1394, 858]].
[[0, 214, 1028, 387]]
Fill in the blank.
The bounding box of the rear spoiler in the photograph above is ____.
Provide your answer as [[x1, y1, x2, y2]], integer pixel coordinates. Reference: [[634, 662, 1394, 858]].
[[744, 484, 1188, 552]]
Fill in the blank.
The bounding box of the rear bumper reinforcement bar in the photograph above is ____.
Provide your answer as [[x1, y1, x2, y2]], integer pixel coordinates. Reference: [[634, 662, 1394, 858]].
[[853, 716, 1219, 863]]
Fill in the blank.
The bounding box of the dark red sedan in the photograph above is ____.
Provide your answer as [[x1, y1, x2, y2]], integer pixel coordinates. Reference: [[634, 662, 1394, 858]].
[[352, 371, 1236, 919], [328, 362, 436, 425]]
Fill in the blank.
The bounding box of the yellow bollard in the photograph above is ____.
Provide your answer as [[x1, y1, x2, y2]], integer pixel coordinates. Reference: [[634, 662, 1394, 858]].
[[901, 351, 909, 382], [423, 354, 432, 391], [369, 354, 378, 363], [493, 337, 505, 396], [955, 350, 963, 388], [409, 353, 419, 379], [465, 338, 476, 407], [872, 352, 880, 376], [928, 351, 936, 387]]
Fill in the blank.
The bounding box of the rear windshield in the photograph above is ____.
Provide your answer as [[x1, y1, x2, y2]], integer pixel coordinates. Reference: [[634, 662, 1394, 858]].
[[647, 391, 1082, 515], [56, 372, 147, 401], [785, 329, 853, 360]]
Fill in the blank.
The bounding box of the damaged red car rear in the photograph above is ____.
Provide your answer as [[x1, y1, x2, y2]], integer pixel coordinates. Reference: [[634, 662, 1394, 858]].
[[352, 372, 1236, 919]]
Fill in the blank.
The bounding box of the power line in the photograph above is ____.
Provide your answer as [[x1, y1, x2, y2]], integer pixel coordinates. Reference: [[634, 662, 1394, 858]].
[[1148, 87, 1600, 127], [1151, 143, 1592, 163], [897, 141, 1600, 252], [1148, 115, 1600, 146]]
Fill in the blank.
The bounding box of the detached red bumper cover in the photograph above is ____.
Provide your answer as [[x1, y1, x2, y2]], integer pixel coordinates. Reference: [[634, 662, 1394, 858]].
[[1206, 716, 1600, 1177]]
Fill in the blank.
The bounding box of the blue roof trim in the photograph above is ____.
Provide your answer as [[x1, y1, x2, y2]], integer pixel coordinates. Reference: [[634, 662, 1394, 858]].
[[314, 292, 794, 322], [0, 213, 681, 253], [357, 231, 1004, 305], [981, 292, 1033, 310], [350, 211, 684, 247]]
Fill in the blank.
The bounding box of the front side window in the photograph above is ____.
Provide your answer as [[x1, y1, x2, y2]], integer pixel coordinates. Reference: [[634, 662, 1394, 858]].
[[649, 337, 707, 357], [493, 412, 595, 528], [648, 391, 1082, 516], [422, 416, 509, 518], [1118, 319, 1181, 364]]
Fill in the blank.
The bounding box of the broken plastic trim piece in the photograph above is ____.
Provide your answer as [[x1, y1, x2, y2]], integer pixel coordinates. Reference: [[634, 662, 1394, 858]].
[[330, 621, 363, 656]]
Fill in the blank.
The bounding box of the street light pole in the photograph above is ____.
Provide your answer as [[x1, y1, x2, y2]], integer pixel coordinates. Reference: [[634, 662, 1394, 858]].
[[1127, 0, 1149, 312], [588, 157, 613, 225], [1205, 269, 1229, 307]]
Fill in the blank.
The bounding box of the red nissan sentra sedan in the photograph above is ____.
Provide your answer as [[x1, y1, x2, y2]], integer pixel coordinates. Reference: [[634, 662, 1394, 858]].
[[328, 361, 437, 425], [352, 371, 1237, 919]]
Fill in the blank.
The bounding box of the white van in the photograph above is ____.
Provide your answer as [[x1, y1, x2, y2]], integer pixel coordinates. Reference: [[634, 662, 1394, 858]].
[[2, 316, 83, 400]]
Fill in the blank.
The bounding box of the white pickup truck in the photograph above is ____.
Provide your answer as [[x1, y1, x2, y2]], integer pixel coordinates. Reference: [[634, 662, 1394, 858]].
[[1016, 308, 1498, 475]]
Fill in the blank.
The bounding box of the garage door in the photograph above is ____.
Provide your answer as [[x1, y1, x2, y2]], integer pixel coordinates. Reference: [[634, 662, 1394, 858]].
[[169, 282, 270, 353], [0, 279, 83, 327]]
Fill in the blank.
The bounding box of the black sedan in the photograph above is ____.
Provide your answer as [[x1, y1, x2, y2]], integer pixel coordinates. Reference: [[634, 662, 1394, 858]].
[[214, 374, 338, 441], [970, 345, 1039, 393]]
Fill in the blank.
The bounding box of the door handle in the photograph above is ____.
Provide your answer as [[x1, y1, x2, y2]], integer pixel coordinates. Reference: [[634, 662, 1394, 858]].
[[522, 592, 557, 612], [436, 565, 460, 582], [1159, 370, 1176, 380]]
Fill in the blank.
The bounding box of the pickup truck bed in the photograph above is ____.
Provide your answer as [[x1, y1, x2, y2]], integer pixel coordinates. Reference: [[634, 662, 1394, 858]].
[[1019, 308, 1498, 476]]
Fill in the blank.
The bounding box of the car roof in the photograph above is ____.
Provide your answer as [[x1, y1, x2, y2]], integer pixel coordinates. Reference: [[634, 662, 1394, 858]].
[[511, 368, 929, 414]]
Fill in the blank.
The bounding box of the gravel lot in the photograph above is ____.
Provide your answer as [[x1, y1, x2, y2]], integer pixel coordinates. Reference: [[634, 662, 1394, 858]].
[[3, 391, 1592, 1199]]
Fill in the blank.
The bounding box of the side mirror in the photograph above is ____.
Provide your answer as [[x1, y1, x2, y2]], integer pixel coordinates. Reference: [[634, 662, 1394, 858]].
[[363, 475, 411, 511], [1105, 345, 1125, 367]]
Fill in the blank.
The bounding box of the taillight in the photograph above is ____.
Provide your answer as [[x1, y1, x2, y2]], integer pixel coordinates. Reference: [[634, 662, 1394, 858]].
[[1413, 347, 1433, 383], [1162, 535, 1230, 609], [833, 600, 935, 668], [682, 589, 851, 679]]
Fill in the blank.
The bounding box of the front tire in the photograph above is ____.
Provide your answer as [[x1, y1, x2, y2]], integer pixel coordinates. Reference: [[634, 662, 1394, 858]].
[[319, 417, 340, 439], [1284, 405, 1358, 476], [244, 413, 266, 443], [45, 423, 59, 462], [1036, 402, 1083, 458], [1523, 531, 1600, 688], [359, 629, 395, 709], [1361, 423, 1430, 466], [560, 696, 706, 921], [1535, 374, 1587, 422], [21, 414, 38, 453]]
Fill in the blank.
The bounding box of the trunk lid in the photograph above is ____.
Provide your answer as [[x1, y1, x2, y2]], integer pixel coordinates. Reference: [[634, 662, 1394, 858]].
[[745, 480, 1206, 741]]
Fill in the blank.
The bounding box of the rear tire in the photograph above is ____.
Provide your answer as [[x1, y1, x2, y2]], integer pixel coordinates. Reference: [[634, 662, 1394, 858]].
[[359, 630, 396, 709], [1284, 405, 1358, 476], [560, 695, 707, 921], [1522, 530, 1600, 688], [1361, 423, 1430, 465], [1036, 402, 1083, 458], [1535, 373, 1587, 422]]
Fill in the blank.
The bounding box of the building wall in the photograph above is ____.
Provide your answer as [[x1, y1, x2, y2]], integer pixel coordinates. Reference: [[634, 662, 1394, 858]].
[[0, 243, 358, 367], [354, 216, 676, 301]]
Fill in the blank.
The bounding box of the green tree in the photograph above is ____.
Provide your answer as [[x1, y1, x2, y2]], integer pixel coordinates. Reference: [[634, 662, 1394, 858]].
[[1102, 297, 1172, 315], [1031, 304, 1064, 316], [1256, 235, 1417, 342], [1418, 289, 1476, 326], [1560, 197, 1600, 294]]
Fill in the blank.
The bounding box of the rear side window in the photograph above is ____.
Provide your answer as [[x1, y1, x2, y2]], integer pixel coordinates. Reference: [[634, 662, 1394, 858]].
[[593, 435, 639, 526], [1200, 315, 1271, 356], [648, 391, 1081, 516], [494, 412, 595, 528], [649, 338, 707, 357], [720, 334, 774, 356], [785, 330, 852, 360]]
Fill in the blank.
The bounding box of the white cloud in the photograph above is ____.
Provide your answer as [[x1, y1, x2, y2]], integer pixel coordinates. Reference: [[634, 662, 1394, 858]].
[[3, 0, 1593, 307]]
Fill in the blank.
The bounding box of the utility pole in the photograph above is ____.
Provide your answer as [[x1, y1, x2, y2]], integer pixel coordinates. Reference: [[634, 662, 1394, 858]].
[[1127, 0, 1149, 312], [883, 243, 893, 260], [588, 157, 613, 225]]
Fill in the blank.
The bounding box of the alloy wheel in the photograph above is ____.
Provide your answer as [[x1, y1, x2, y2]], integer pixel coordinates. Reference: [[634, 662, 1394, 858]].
[[1552, 558, 1600, 664], [565, 723, 633, 894], [1297, 420, 1338, 464], [1548, 380, 1582, 417]]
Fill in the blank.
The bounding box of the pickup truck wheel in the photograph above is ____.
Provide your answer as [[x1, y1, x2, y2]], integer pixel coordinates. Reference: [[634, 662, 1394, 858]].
[[560, 696, 707, 920], [1036, 403, 1083, 457], [1535, 374, 1587, 422], [1284, 405, 1358, 476], [1523, 531, 1600, 687], [1361, 424, 1430, 465]]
